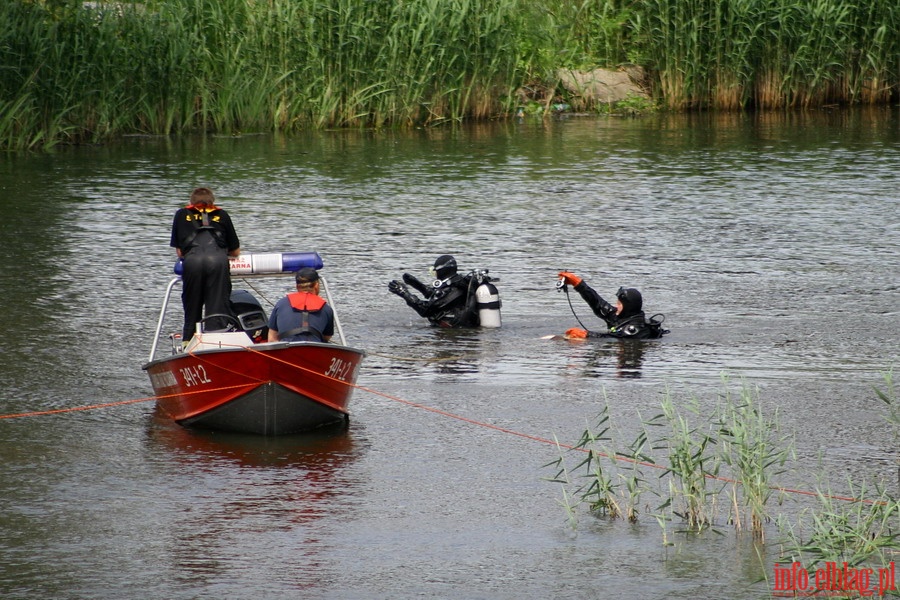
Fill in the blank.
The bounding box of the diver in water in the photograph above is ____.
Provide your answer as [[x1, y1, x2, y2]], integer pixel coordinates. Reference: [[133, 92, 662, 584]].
[[557, 271, 668, 339], [389, 255, 501, 328]]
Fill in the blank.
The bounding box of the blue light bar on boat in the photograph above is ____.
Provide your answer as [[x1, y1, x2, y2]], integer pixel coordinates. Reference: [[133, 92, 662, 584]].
[[174, 251, 324, 276]]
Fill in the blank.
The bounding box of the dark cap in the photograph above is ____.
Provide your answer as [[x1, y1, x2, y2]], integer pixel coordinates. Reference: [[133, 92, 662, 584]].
[[432, 254, 457, 280], [616, 287, 643, 317], [295, 267, 320, 283]]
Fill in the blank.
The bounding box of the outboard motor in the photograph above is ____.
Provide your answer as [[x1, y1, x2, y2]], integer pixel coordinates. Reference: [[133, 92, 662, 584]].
[[473, 270, 501, 328], [229, 289, 269, 342]]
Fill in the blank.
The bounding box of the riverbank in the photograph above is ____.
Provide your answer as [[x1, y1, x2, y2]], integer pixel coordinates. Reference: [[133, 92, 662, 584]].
[[1, 0, 898, 151]]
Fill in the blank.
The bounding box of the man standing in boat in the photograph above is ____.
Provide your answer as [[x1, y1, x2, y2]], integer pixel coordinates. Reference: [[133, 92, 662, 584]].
[[267, 267, 334, 343], [170, 187, 241, 343]]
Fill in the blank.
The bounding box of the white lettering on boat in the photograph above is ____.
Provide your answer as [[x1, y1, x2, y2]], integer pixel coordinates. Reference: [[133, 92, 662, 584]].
[[180, 364, 212, 387], [325, 357, 353, 381]]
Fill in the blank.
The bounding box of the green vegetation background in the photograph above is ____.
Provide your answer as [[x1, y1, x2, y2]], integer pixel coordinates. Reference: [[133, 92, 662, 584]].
[[2, 0, 898, 150]]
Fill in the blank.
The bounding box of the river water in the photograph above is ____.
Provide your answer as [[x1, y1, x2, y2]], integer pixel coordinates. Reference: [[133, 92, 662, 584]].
[[1, 109, 898, 599]]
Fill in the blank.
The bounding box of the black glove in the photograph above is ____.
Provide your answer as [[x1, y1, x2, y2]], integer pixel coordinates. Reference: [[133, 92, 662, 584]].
[[402, 272, 429, 295], [388, 280, 409, 298]]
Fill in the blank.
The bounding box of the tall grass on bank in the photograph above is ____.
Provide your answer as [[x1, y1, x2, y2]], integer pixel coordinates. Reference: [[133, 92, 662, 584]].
[[2, 0, 898, 150], [1, 0, 530, 149], [531, 0, 635, 71], [628, 0, 900, 109], [579, 0, 899, 109]]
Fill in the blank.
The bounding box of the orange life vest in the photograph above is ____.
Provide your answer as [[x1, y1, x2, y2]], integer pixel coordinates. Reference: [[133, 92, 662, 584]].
[[288, 292, 326, 312]]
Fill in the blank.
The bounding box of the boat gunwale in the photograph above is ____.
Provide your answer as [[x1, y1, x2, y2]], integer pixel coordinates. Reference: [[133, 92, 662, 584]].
[[142, 339, 367, 371]]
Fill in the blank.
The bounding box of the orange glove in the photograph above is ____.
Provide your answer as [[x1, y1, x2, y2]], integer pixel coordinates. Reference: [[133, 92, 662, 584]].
[[565, 328, 588, 339], [558, 271, 582, 287]]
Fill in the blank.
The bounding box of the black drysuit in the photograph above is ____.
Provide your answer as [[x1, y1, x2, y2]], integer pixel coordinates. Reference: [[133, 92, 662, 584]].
[[170, 206, 240, 341], [572, 281, 665, 339], [396, 273, 480, 328]]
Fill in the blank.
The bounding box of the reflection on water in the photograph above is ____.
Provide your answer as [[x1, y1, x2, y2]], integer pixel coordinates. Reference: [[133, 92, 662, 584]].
[[368, 327, 506, 379], [1, 109, 898, 599], [573, 339, 649, 379], [142, 413, 364, 597], [148, 409, 358, 469]]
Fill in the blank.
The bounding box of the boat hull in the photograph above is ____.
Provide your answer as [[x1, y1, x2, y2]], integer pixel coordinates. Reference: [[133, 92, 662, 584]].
[[143, 341, 365, 435]]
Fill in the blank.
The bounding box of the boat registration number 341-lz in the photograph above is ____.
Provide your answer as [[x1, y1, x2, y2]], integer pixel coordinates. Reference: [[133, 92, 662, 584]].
[[180, 365, 212, 387], [325, 357, 354, 381]]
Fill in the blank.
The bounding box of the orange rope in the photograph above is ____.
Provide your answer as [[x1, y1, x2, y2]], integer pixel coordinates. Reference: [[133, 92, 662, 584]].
[[0, 397, 155, 419], [185, 345, 269, 382], [0, 343, 888, 506], [0, 384, 251, 420], [343, 381, 883, 505]]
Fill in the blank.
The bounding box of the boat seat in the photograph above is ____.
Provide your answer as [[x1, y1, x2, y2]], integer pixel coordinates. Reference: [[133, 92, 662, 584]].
[[238, 310, 267, 331]]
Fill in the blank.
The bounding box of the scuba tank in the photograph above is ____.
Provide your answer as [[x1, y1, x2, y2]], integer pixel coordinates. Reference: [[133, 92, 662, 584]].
[[473, 270, 502, 328]]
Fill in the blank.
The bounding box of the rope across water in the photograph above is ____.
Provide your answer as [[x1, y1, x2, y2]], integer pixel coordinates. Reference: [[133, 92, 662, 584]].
[[1, 340, 887, 506]]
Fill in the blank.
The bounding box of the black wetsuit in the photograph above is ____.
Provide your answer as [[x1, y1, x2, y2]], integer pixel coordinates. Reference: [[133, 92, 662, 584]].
[[399, 273, 480, 328], [573, 281, 665, 339], [170, 206, 240, 340]]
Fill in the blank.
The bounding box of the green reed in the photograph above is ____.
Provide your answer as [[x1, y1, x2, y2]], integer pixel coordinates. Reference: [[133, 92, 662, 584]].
[[628, 0, 900, 109], [650, 391, 722, 531], [617, 426, 653, 523], [548, 380, 796, 537], [873, 368, 899, 486], [1, 0, 529, 148], [874, 368, 897, 432], [774, 371, 899, 579], [571, 408, 623, 519], [532, 0, 635, 70], [717, 377, 793, 541], [545, 406, 622, 522], [548, 372, 898, 579], [2, 0, 898, 150], [777, 480, 899, 574], [544, 402, 655, 526]]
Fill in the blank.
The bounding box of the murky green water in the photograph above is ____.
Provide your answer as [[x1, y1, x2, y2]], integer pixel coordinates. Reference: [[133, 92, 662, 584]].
[[1, 109, 898, 599]]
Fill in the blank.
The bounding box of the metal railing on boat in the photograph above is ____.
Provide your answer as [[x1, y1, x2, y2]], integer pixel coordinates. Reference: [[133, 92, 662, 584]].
[[148, 274, 348, 363]]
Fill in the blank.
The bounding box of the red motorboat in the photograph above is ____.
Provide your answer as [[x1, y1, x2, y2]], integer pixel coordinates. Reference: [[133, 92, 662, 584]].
[[143, 252, 365, 435]]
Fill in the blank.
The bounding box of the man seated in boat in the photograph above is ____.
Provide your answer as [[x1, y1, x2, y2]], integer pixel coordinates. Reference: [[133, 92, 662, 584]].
[[556, 271, 668, 339], [388, 254, 501, 328], [267, 267, 334, 343]]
